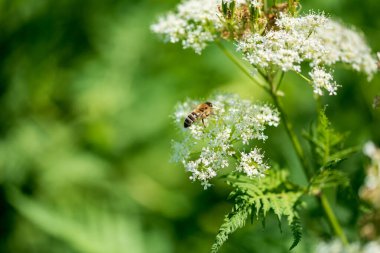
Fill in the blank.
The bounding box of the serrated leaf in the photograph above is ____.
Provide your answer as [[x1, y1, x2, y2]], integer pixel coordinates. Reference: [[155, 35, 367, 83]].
[[309, 169, 350, 194], [303, 110, 355, 169], [213, 170, 304, 252], [289, 217, 302, 250], [211, 204, 249, 253]]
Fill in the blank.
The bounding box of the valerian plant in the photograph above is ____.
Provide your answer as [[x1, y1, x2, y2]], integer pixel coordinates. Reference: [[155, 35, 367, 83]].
[[152, 0, 379, 251]]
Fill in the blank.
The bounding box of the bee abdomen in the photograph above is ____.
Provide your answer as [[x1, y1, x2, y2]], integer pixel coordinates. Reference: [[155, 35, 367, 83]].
[[184, 112, 198, 128]]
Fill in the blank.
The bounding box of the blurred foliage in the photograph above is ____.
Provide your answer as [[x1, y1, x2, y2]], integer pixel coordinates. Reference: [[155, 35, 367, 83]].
[[0, 0, 379, 252]]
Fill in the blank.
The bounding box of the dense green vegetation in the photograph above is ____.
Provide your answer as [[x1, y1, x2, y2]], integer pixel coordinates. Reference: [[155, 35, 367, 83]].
[[0, 0, 379, 252]]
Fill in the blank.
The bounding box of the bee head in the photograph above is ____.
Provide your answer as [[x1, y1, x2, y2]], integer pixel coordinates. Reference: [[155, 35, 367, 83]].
[[205, 102, 213, 107]]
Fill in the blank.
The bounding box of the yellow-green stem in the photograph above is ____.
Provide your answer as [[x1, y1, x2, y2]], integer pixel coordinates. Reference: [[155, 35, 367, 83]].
[[217, 43, 349, 246]]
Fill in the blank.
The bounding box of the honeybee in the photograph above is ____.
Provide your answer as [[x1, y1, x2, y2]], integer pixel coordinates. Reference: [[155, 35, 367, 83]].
[[184, 102, 214, 128]]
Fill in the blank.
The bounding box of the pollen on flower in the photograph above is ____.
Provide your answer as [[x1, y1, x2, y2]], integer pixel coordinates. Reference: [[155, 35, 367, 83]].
[[171, 94, 279, 188]]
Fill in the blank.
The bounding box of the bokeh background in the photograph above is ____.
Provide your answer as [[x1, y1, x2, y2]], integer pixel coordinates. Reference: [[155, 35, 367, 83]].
[[0, 0, 379, 252]]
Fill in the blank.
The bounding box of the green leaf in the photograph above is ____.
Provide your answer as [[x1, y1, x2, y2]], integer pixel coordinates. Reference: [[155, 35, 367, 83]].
[[211, 169, 305, 252], [211, 204, 249, 253], [289, 217, 302, 250], [309, 169, 350, 194], [303, 110, 356, 169]]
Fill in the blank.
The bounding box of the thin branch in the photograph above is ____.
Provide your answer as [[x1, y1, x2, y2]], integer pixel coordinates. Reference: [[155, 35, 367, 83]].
[[320, 193, 349, 245], [215, 41, 271, 93]]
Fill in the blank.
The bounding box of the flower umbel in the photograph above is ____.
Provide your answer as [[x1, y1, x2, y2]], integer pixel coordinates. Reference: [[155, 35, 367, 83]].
[[151, 0, 266, 54], [153, 1, 377, 95], [151, 0, 221, 54], [237, 13, 378, 95], [171, 94, 279, 188]]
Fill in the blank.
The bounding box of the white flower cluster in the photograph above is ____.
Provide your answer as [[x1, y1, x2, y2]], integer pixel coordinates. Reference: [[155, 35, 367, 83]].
[[237, 13, 378, 95], [309, 67, 339, 95], [151, 0, 221, 54], [315, 239, 380, 253], [237, 148, 269, 177], [151, 0, 263, 54], [171, 94, 279, 189]]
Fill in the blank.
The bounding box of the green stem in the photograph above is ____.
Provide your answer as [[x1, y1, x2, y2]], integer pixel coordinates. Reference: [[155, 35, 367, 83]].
[[263, 0, 268, 12], [295, 71, 311, 83], [268, 91, 313, 179], [217, 44, 349, 246], [268, 81, 349, 247], [215, 41, 270, 93], [275, 71, 285, 92], [320, 193, 349, 246]]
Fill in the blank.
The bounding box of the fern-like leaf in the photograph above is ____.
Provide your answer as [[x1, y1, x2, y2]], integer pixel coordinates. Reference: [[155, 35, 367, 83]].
[[229, 170, 303, 223], [211, 204, 249, 253], [309, 169, 350, 194], [289, 216, 302, 250], [303, 110, 356, 169], [211, 169, 304, 252]]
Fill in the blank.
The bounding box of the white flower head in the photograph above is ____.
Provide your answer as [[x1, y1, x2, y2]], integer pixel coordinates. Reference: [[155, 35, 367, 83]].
[[237, 13, 378, 95], [171, 94, 279, 188], [237, 148, 269, 177], [151, 0, 221, 54], [152, 0, 267, 54], [309, 67, 339, 95]]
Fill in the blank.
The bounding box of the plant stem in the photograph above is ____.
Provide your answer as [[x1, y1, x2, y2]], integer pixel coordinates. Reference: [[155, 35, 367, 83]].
[[269, 81, 349, 246], [320, 193, 349, 246], [263, 0, 268, 12], [217, 43, 349, 246], [215, 41, 270, 93], [268, 91, 313, 179]]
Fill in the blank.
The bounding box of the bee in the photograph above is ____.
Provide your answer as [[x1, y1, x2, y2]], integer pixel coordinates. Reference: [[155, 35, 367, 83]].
[[184, 102, 214, 128]]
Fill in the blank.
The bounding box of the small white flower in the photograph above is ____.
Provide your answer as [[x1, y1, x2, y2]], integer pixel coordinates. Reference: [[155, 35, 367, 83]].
[[309, 67, 339, 95], [189, 124, 204, 140], [171, 94, 279, 188], [152, 0, 268, 54], [249, 0, 262, 8], [237, 148, 269, 178], [151, 0, 221, 54]]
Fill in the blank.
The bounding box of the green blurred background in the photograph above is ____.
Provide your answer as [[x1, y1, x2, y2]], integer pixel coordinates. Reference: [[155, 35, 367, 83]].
[[0, 0, 379, 252]]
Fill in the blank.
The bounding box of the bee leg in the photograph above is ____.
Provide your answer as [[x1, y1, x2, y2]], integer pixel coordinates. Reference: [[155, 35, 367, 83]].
[[202, 118, 206, 128]]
